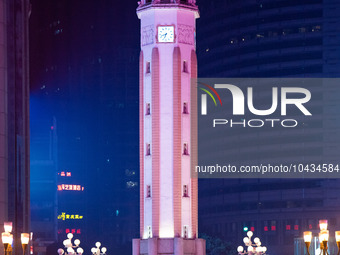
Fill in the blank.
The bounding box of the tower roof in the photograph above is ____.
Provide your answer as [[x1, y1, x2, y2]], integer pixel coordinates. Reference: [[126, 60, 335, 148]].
[[137, 0, 198, 13]]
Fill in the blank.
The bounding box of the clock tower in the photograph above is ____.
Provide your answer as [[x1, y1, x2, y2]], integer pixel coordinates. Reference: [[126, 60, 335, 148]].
[[133, 1, 205, 255]]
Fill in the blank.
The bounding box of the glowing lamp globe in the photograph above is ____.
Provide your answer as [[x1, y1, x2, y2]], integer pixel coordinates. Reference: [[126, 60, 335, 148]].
[[263, 246, 267, 252], [96, 242, 101, 248], [74, 239, 80, 246], [319, 220, 328, 231], [21, 233, 30, 245], [336, 231, 340, 242], [4, 222, 12, 233], [254, 237, 260, 244], [247, 231, 253, 238], [57, 248, 64, 255], [247, 246, 253, 253], [91, 247, 96, 254], [77, 248, 84, 254], [1, 232, 11, 244], [304, 231, 312, 243], [237, 246, 244, 253], [67, 247, 74, 254], [9, 234, 13, 245], [67, 233, 73, 239], [320, 230, 329, 241], [243, 237, 249, 244]]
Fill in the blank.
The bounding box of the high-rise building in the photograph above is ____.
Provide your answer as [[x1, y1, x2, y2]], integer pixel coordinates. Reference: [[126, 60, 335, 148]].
[[133, 1, 205, 255], [30, 115, 58, 254], [0, 0, 31, 255], [29, 1, 140, 253], [195, 0, 340, 255]]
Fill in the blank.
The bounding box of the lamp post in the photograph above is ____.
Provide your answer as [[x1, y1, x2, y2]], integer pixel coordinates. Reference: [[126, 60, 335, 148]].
[[91, 242, 107, 255], [237, 231, 267, 255], [303, 220, 340, 255], [303, 231, 312, 255], [1, 222, 29, 255], [58, 233, 84, 255]]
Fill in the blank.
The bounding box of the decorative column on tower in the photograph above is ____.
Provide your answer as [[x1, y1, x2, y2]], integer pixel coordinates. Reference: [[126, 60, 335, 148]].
[[133, 1, 205, 255]]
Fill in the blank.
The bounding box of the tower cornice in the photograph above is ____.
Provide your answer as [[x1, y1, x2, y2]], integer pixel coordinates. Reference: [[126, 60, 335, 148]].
[[137, 3, 199, 19]]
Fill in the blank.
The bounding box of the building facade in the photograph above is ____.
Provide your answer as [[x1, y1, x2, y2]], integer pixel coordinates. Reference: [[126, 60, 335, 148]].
[[196, 0, 340, 255], [133, 1, 205, 255], [0, 0, 31, 254]]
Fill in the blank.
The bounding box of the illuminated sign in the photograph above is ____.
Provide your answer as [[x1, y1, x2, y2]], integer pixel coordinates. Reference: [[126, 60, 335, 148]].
[[58, 212, 84, 221], [57, 184, 84, 191], [59, 171, 72, 177], [58, 229, 81, 235]]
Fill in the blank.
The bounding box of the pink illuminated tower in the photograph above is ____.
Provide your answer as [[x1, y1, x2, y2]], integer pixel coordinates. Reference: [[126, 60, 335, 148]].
[[133, 1, 205, 255]]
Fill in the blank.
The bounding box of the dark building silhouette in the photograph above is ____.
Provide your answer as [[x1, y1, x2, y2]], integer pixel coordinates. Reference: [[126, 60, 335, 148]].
[[196, 0, 340, 255], [0, 0, 31, 255]]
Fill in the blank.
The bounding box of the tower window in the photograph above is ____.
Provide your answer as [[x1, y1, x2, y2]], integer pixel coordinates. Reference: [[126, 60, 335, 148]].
[[146, 62, 151, 74], [183, 143, 189, 155], [183, 185, 188, 197], [146, 103, 151, 115], [146, 143, 151, 156], [147, 226, 152, 238], [183, 225, 188, 238], [146, 185, 151, 198], [183, 102, 188, 114], [183, 61, 188, 73]]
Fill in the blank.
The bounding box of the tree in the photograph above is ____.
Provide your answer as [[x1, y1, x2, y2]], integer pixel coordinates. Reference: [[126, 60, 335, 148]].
[[199, 233, 237, 255]]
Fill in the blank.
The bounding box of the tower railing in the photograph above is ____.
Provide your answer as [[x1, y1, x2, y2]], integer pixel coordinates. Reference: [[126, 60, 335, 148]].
[[138, 0, 196, 7]]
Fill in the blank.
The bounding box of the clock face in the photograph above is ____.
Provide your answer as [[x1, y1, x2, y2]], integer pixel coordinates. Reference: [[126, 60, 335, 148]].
[[157, 26, 175, 43]]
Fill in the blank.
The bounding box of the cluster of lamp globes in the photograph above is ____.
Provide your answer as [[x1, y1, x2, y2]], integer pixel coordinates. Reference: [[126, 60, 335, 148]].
[[1, 222, 30, 255], [303, 220, 340, 255], [237, 231, 267, 255], [58, 233, 107, 255]]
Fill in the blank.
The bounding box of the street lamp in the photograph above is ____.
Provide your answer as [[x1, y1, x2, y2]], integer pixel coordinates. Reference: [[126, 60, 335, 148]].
[[58, 233, 83, 255], [91, 242, 107, 255], [1, 222, 29, 255], [237, 231, 267, 255], [21, 233, 30, 255], [303, 220, 340, 255], [303, 231, 312, 255]]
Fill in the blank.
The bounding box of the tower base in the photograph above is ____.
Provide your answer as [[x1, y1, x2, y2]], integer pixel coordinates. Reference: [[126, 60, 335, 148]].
[[133, 238, 206, 255]]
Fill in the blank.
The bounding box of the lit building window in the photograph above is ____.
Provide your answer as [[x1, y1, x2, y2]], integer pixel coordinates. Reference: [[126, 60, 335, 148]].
[[299, 27, 306, 33], [183, 143, 189, 155], [146, 62, 151, 73], [183, 102, 188, 114], [146, 143, 151, 156], [127, 181, 138, 188], [146, 103, 151, 115]]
